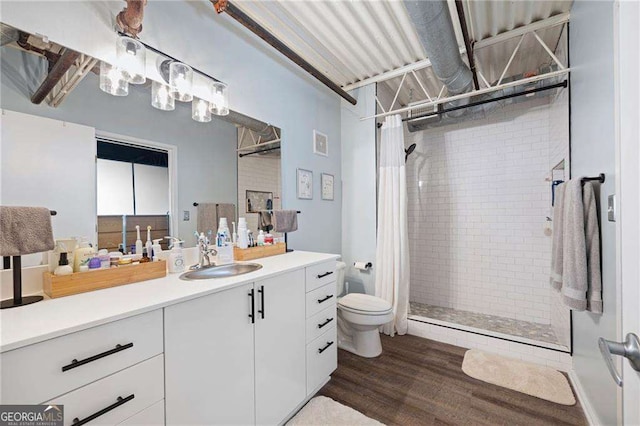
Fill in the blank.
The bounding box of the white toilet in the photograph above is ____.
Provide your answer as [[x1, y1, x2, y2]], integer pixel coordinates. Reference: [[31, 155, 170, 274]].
[[336, 261, 393, 358]]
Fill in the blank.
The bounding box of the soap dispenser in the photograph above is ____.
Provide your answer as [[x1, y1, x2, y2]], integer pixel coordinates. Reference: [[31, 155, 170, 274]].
[[167, 238, 185, 273], [54, 252, 73, 276]]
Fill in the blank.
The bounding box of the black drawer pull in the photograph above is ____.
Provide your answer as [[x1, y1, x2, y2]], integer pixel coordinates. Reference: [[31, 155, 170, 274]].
[[317, 271, 334, 279], [318, 318, 334, 329], [248, 289, 255, 324], [62, 343, 134, 372], [317, 295, 334, 304], [258, 285, 265, 319], [318, 341, 334, 354], [72, 394, 135, 426]]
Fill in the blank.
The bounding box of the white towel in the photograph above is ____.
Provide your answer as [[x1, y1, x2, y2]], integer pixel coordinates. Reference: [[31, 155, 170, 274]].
[[583, 183, 602, 313], [550, 183, 566, 290], [561, 179, 588, 310]]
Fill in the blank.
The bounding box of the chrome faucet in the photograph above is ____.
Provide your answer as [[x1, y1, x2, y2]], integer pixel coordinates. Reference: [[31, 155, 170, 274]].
[[191, 231, 218, 270]]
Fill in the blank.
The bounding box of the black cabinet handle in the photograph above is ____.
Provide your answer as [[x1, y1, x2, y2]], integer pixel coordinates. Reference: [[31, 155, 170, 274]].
[[318, 318, 334, 329], [317, 295, 334, 304], [258, 285, 265, 319], [317, 271, 334, 279], [72, 394, 135, 426], [62, 343, 134, 372], [318, 341, 334, 354], [248, 289, 255, 324]]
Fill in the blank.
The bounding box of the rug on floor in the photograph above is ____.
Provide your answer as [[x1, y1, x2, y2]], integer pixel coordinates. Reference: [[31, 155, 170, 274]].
[[461, 349, 576, 406], [287, 396, 384, 425]]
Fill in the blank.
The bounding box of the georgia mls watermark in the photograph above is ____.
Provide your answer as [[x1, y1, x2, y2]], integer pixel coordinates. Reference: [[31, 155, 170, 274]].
[[0, 405, 63, 426]]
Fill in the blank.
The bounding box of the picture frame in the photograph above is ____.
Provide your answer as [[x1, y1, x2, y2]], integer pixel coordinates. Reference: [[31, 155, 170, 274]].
[[297, 168, 313, 200], [313, 130, 329, 156], [321, 173, 334, 201], [246, 190, 273, 213]]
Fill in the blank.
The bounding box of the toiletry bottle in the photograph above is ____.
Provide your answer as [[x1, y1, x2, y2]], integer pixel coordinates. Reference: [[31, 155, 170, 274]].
[[98, 249, 110, 269], [88, 256, 101, 270], [54, 252, 73, 276], [145, 226, 153, 256], [140, 249, 151, 263], [151, 239, 163, 261], [232, 222, 237, 245], [265, 232, 274, 245], [135, 225, 143, 258], [257, 230, 265, 246], [167, 239, 185, 273], [73, 238, 95, 272]]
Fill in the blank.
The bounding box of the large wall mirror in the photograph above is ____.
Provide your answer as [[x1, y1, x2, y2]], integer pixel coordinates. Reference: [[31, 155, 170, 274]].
[[0, 23, 282, 266]]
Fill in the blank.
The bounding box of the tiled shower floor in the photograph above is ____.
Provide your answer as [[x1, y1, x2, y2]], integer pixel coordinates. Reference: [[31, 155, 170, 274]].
[[409, 302, 560, 346]]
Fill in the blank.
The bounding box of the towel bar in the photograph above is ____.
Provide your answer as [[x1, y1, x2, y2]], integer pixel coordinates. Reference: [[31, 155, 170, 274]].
[[581, 174, 605, 185]]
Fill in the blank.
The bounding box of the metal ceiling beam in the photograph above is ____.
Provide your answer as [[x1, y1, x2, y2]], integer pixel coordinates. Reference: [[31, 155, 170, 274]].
[[211, 0, 357, 105], [31, 48, 80, 104], [342, 48, 466, 92], [361, 68, 570, 121], [474, 12, 570, 49]]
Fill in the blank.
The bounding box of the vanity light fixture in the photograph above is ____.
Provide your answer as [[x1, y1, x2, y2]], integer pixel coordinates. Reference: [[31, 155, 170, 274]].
[[192, 98, 211, 122], [169, 61, 193, 102], [209, 81, 229, 116], [99, 61, 128, 96], [116, 35, 146, 84], [151, 81, 175, 111]]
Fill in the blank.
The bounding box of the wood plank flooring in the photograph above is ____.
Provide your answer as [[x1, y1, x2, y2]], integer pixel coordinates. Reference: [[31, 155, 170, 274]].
[[319, 334, 587, 426]]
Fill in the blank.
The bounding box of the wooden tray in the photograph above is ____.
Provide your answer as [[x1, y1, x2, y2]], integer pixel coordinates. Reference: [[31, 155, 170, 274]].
[[234, 243, 286, 261], [43, 260, 167, 299]]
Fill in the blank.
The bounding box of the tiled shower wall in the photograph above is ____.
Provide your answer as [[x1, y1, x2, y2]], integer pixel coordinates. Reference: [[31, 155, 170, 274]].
[[407, 94, 568, 326], [548, 89, 571, 348]]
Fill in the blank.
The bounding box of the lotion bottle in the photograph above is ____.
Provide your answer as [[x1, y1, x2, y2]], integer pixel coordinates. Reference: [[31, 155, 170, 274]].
[[73, 238, 95, 272]]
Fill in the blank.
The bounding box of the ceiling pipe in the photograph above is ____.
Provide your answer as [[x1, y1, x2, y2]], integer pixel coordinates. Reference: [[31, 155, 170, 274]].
[[210, 0, 357, 105], [116, 0, 147, 38], [454, 0, 479, 90], [31, 48, 80, 104]]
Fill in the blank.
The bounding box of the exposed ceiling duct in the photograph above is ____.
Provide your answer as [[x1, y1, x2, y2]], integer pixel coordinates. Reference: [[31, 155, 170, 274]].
[[403, 0, 473, 116]]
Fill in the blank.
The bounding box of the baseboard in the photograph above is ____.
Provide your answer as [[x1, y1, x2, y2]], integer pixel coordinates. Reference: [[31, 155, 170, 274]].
[[568, 370, 600, 426]]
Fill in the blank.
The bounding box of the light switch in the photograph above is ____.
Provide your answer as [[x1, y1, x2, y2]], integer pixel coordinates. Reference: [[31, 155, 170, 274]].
[[608, 194, 616, 222], [183, 210, 190, 221]]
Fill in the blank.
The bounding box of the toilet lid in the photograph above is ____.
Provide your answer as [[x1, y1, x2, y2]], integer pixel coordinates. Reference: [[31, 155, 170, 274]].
[[338, 293, 392, 313]]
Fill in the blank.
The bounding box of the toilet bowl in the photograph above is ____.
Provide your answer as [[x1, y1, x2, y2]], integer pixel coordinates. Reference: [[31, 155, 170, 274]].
[[335, 262, 393, 358]]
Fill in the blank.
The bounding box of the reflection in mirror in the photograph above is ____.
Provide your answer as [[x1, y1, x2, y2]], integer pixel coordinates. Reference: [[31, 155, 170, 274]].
[[0, 23, 281, 266], [237, 122, 283, 240]]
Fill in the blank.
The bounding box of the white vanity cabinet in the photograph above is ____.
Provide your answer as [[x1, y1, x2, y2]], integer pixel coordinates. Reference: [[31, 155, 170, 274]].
[[164, 268, 306, 425]]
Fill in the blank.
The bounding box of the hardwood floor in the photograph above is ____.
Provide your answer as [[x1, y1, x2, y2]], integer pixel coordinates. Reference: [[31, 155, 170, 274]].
[[319, 334, 587, 426]]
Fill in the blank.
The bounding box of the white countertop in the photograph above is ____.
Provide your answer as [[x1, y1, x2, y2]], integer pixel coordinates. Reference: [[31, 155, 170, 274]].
[[0, 251, 339, 353]]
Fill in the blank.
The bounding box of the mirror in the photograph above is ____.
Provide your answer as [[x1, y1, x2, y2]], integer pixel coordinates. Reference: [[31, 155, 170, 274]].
[[0, 24, 282, 265]]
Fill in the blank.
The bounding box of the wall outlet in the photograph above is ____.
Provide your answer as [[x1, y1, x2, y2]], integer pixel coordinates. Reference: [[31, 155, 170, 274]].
[[183, 210, 190, 221]]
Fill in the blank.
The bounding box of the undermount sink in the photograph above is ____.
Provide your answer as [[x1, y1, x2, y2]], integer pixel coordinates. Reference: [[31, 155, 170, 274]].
[[180, 263, 263, 280]]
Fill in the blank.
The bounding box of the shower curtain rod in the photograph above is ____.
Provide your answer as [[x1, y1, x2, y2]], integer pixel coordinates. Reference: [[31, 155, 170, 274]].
[[402, 80, 568, 122]]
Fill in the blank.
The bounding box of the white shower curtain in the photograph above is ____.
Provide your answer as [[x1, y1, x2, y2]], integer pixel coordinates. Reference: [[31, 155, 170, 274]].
[[375, 114, 410, 336]]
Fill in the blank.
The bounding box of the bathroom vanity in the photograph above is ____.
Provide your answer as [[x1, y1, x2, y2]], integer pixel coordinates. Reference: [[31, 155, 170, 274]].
[[0, 251, 338, 426]]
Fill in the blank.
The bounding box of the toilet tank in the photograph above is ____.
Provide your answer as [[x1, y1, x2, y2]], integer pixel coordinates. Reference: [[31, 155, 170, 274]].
[[336, 261, 347, 295]]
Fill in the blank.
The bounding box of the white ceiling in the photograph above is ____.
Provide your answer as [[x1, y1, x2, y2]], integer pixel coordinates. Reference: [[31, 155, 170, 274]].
[[234, 0, 572, 107]]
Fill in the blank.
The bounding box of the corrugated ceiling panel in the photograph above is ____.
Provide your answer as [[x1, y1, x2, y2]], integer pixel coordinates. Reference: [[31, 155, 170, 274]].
[[234, 0, 571, 100]]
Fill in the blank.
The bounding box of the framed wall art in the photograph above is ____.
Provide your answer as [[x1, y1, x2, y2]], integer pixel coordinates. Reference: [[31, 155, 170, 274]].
[[297, 168, 313, 200]]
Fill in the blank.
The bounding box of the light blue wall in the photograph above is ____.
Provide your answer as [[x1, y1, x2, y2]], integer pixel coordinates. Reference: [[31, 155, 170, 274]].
[[341, 85, 377, 295], [570, 1, 618, 423], [0, 46, 238, 245], [0, 0, 342, 254]]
